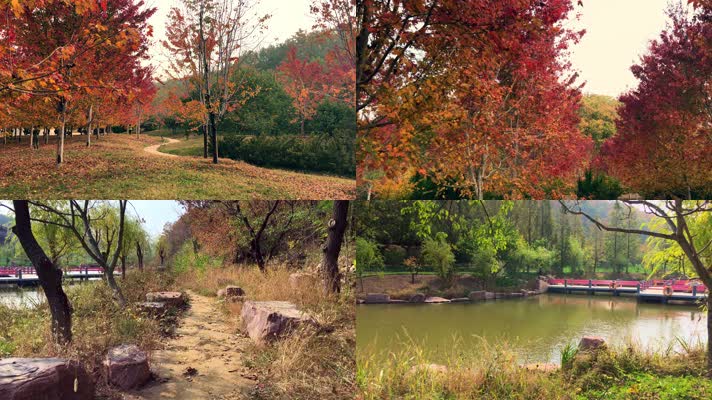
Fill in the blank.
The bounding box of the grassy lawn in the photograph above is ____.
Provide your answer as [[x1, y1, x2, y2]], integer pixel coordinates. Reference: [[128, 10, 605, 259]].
[[0, 134, 355, 199], [158, 136, 208, 157]]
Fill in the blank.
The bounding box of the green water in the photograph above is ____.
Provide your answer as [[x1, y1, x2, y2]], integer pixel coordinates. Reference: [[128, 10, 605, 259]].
[[356, 294, 708, 364]]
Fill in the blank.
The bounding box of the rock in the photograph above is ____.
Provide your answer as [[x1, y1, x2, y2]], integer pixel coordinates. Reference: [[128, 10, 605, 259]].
[[409, 293, 426, 303], [225, 286, 245, 297], [485, 292, 496, 300], [538, 279, 549, 293], [146, 292, 186, 308], [468, 291, 486, 301], [450, 297, 470, 303], [289, 273, 317, 289], [363, 293, 390, 304], [103, 344, 150, 390], [0, 358, 94, 400], [424, 297, 451, 303], [509, 293, 524, 298], [388, 299, 407, 303], [578, 336, 607, 352], [240, 301, 314, 343], [136, 301, 167, 317]]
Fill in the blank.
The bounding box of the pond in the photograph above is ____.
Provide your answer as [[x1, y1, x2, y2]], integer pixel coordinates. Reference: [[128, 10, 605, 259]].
[[0, 288, 44, 309], [356, 294, 708, 364]]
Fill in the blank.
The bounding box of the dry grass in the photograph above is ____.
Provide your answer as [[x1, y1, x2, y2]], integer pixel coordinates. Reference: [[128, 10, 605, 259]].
[[0, 134, 355, 199], [0, 270, 174, 398], [174, 265, 356, 400]]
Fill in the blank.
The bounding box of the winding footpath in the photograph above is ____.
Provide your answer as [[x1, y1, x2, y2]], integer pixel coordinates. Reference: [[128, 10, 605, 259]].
[[143, 137, 180, 158], [130, 291, 256, 400]]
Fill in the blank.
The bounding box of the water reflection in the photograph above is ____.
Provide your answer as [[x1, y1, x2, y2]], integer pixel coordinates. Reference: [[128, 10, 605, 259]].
[[356, 294, 707, 364], [0, 288, 45, 309]]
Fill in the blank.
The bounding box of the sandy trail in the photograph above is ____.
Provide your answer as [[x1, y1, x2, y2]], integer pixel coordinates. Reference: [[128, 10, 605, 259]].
[[130, 291, 255, 400], [143, 137, 180, 157]]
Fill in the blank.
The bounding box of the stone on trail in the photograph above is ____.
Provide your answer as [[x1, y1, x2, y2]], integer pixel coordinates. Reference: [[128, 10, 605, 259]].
[[103, 344, 151, 390], [136, 301, 167, 317], [146, 292, 186, 308], [408, 293, 426, 303], [424, 296, 451, 303], [578, 336, 607, 352], [0, 358, 94, 400], [363, 293, 390, 304], [241, 301, 314, 344]]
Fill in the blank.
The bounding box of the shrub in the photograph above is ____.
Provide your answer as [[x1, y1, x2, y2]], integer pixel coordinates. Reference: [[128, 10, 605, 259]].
[[422, 232, 455, 284], [218, 133, 355, 177], [382, 245, 406, 267]]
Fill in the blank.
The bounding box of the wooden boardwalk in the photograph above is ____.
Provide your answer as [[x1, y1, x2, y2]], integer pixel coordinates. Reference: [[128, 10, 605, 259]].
[[546, 278, 708, 304]]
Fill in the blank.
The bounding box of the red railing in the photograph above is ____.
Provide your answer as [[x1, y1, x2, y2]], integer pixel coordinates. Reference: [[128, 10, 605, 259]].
[[547, 278, 708, 294]]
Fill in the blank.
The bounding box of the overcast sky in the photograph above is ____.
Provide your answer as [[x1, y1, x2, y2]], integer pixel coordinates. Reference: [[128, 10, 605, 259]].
[[145, 0, 316, 77], [567, 0, 673, 97]]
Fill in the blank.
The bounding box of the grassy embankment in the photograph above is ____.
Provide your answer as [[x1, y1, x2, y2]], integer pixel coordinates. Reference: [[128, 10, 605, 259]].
[[358, 337, 712, 400], [0, 271, 175, 398], [173, 263, 356, 400], [0, 133, 355, 199]]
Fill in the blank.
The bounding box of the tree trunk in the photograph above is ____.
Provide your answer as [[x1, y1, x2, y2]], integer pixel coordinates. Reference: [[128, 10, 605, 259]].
[[210, 111, 218, 164], [105, 270, 126, 307], [203, 124, 208, 158], [708, 296, 712, 376], [11, 201, 72, 344], [121, 255, 126, 279], [86, 105, 93, 147], [136, 242, 144, 271], [322, 201, 349, 294], [57, 99, 66, 166]]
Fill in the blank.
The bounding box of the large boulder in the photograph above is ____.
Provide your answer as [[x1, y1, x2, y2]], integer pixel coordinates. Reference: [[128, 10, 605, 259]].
[[241, 301, 314, 344], [424, 297, 451, 304], [578, 336, 607, 352], [409, 293, 426, 303], [136, 301, 167, 318], [103, 344, 150, 390], [0, 358, 94, 400], [538, 279, 549, 293], [363, 293, 390, 304], [146, 292, 186, 308], [468, 291, 486, 301]]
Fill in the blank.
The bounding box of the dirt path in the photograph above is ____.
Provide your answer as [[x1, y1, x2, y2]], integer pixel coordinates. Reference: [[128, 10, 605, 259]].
[[144, 137, 180, 157], [130, 291, 255, 400]]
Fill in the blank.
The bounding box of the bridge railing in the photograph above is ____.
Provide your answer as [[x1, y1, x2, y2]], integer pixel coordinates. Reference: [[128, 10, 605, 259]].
[[547, 278, 708, 294]]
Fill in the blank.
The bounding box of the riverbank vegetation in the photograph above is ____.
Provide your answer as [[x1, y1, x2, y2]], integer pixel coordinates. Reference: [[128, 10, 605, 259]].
[[358, 337, 712, 399], [357, 0, 711, 199], [356, 200, 712, 377]]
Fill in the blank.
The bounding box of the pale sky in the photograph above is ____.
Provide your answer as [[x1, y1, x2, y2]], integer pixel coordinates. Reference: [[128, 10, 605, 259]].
[[0, 201, 183, 239], [567, 0, 672, 97], [145, 0, 316, 77]]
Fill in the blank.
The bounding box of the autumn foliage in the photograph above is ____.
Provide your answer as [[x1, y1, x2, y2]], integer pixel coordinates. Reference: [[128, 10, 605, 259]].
[[598, 1, 712, 198], [0, 0, 157, 164], [358, 0, 592, 199]]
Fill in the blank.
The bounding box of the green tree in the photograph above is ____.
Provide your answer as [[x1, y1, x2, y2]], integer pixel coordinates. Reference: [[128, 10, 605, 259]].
[[355, 237, 383, 290], [422, 232, 455, 284]]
